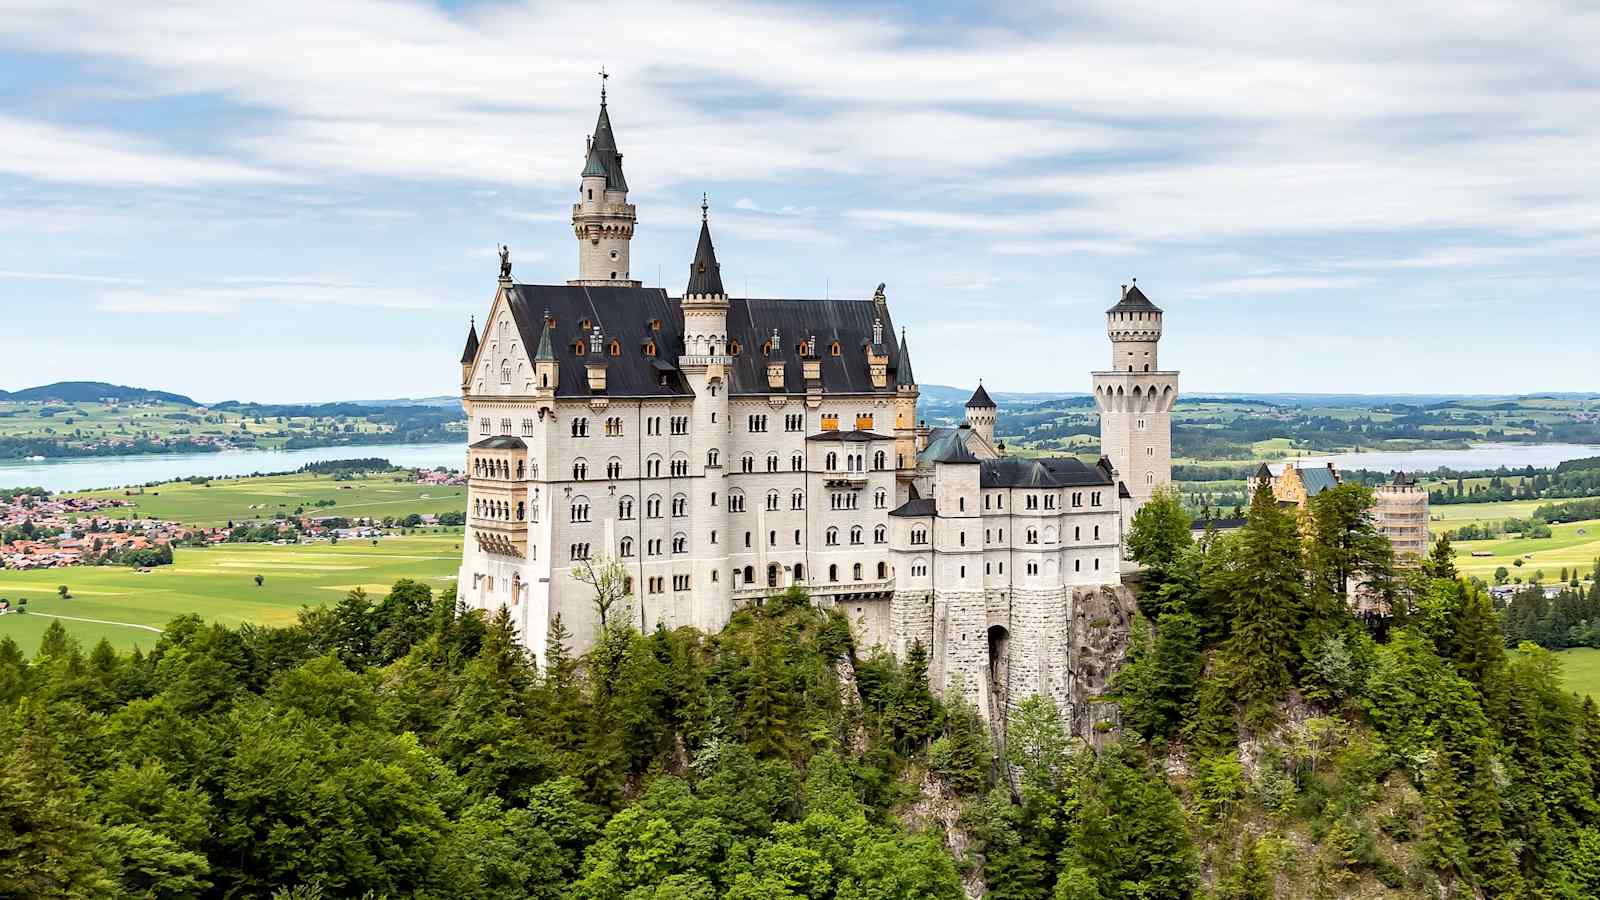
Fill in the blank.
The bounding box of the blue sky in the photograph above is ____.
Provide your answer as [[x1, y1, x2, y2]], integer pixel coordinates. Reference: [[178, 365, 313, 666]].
[[1, 0, 1597, 402]]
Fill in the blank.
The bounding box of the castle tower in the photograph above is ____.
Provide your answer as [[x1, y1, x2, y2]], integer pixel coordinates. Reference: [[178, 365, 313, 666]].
[[678, 196, 733, 630], [893, 326, 919, 495], [1092, 280, 1177, 538], [964, 383, 996, 446], [570, 73, 639, 287]]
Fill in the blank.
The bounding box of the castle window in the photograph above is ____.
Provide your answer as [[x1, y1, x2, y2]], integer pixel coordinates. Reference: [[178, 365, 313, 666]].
[[791, 452, 804, 471], [643, 340, 656, 357], [730, 340, 741, 356], [672, 494, 687, 517], [521, 418, 534, 436], [825, 452, 838, 471], [766, 452, 779, 472], [646, 495, 662, 518], [874, 488, 886, 509], [606, 459, 621, 479], [610, 339, 621, 356], [579, 319, 592, 332], [1091, 491, 1103, 507], [572, 460, 587, 480], [500, 418, 512, 435], [853, 563, 863, 581], [645, 455, 661, 478], [830, 341, 841, 357], [673, 534, 686, 554], [728, 491, 745, 512], [826, 527, 839, 546], [873, 450, 886, 470], [574, 341, 586, 356], [650, 319, 662, 332], [766, 490, 780, 511], [741, 453, 754, 474], [707, 449, 720, 467], [620, 537, 634, 557], [829, 564, 839, 582], [572, 417, 589, 437], [821, 414, 838, 431], [500, 363, 511, 383], [791, 490, 805, 510], [571, 543, 590, 561], [569, 499, 590, 522], [850, 525, 863, 545], [1027, 562, 1039, 576], [619, 496, 634, 519], [874, 525, 886, 544]]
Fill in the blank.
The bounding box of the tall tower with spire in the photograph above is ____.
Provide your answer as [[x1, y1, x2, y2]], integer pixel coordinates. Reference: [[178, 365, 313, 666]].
[[679, 195, 733, 630], [1092, 280, 1178, 543], [571, 70, 639, 287]]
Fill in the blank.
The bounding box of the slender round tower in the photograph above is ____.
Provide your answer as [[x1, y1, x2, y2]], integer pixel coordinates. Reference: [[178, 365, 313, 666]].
[[1092, 279, 1178, 539], [569, 73, 639, 287]]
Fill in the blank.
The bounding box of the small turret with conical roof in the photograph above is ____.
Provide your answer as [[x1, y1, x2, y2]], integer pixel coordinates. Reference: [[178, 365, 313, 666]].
[[459, 317, 480, 388], [533, 311, 558, 394], [965, 381, 997, 445], [685, 194, 725, 297]]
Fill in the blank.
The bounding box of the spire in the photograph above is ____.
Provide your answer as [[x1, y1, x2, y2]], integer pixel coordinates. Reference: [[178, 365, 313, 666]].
[[686, 196, 725, 296], [535, 312, 555, 360], [459, 316, 479, 364], [585, 68, 628, 192], [896, 327, 916, 386]]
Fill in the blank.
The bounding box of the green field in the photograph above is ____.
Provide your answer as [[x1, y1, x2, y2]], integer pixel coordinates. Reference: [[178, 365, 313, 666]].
[[71, 471, 466, 527], [1551, 647, 1600, 700], [0, 533, 460, 655]]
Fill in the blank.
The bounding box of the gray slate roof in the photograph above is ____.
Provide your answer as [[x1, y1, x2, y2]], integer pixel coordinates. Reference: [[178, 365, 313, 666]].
[[460, 320, 479, 364], [686, 218, 724, 296], [806, 429, 887, 443], [889, 497, 938, 518], [979, 456, 1114, 488], [1107, 282, 1162, 314], [966, 384, 996, 408], [1300, 465, 1339, 496], [724, 297, 906, 396], [471, 435, 527, 450], [588, 101, 628, 192]]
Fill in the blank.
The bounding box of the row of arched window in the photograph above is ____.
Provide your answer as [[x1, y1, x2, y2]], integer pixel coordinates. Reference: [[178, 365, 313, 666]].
[[474, 457, 525, 480], [473, 498, 524, 521], [822, 524, 887, 546]]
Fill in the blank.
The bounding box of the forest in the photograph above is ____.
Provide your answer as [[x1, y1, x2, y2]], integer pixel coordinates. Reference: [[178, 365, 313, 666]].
[[3, 483, 1600, 898]]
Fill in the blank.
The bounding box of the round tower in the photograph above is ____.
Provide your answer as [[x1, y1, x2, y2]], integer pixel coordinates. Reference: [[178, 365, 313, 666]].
[[1091, 279, 1178, 549]]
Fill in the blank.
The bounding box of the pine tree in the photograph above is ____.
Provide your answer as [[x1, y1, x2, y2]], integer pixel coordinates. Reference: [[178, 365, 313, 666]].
[[1428, 534, 1459, 581], [1464, 741, 1524, 898], [1418, 744, 1469, 877], [1214, 482, 1305, 721]]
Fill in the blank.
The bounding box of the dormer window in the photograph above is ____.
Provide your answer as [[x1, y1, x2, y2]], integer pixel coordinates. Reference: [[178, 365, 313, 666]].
[[830, 341, 841, 357], [643, 340, 656, 357], [609, 339, 622, 357], [573, 341, 586, 356], [761, 340, 772, 357], [730, 340, 742, 356], [649, 319, 662, 332], [546, 314, 556, 328], [579, 319, 592, 332]]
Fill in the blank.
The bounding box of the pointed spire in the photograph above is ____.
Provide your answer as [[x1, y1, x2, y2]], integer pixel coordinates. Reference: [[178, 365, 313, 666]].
[[896, 327, 916, 386], [460, 316, 479, 364], [966, 381, 996, 409], [686, 196, 725, 296], [584, 69, 628, 192], [535, 310, 555, 360]]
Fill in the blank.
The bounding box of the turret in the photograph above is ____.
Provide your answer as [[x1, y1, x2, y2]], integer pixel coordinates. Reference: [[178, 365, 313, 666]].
[[965, 382, 996, 445], [459, 316, 479, 389], [533, 313, 558, 395], [1106, 278, 1163, 372]]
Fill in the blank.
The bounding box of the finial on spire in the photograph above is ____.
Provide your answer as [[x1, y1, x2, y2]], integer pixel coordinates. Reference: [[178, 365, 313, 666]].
[[701, 192, 709, 222], [598, 66, 608, 104]]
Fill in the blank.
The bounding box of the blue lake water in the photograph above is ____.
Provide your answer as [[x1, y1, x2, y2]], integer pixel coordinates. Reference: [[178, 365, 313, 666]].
[[0, 442, 463, 493], [1290, 443, 1600, 474]]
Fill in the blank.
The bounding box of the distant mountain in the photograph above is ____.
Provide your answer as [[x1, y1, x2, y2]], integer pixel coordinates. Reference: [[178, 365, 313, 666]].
[[0, 381, 198, 405], [348, 396, 461, 409]]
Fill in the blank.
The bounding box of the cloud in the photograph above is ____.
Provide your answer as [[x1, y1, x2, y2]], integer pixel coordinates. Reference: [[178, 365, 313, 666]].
[[93, 276, 445, 314], [0, 114, 290, 187], [0, 269, 143, 284]]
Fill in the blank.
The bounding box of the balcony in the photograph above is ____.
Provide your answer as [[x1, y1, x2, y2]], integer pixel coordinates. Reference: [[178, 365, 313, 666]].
[[823, 472, 868, 488], [677, 354, 732, 368]]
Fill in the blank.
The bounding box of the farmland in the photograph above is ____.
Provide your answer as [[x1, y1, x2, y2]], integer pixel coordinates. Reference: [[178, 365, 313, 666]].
[[1550, 647, 1600, 700], [0, 532, 461, 655], [68, 470, 467, 528]]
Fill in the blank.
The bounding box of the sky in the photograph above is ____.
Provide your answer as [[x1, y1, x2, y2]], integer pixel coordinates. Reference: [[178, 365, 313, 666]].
[[1, 0, 1597, 403]]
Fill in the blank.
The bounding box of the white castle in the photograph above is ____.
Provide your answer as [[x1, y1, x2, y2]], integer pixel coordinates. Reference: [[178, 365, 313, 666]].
[[456, 83, 1178, 723]]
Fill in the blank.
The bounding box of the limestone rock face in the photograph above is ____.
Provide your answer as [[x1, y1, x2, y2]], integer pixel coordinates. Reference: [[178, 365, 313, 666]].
[[1064, 583, 1136, 744]]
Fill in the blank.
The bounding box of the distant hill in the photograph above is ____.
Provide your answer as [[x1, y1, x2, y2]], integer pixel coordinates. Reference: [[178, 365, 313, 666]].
[[0, 381, 198, 406], [349, 396, 461, 409]]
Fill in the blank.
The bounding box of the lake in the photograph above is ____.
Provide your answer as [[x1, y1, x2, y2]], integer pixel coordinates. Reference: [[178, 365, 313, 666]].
[[1290, 443, 1600, 474], [0, 442, 463, 493]]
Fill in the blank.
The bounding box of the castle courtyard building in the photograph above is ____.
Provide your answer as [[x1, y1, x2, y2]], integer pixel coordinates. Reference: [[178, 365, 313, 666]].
[[456, 83, 1179, 723]]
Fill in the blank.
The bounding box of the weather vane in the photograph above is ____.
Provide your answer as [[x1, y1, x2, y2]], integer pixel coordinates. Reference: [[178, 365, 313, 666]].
[[598, 66, 608, 103], [701, 192, 709, 222]]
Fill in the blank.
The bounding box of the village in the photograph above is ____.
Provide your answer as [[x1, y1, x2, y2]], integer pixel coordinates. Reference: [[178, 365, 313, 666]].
[[0, 467, 465, 571]]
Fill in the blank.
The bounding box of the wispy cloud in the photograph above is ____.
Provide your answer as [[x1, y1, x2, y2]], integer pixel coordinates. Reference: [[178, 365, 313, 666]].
[[93, 276, 445, 314]]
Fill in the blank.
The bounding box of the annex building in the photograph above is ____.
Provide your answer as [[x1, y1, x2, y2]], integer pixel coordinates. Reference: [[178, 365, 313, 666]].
[[455, 83, 1179, 722]]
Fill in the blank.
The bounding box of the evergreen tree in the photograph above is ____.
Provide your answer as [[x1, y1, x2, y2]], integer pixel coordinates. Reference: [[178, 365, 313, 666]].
[[1427, 533, 1459, 581], [1213, 482, 1305, 721]]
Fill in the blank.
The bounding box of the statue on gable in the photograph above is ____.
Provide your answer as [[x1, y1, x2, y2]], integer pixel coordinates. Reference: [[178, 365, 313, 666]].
[[498, 244, 512, 279]]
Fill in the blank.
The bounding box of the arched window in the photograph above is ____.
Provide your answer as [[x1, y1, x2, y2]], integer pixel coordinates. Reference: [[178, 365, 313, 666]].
[[874, 524, 886, 544], [606, 458, 621, 479], [620, 537, 634, 557], [728, 490, 745, 512], [873, 450, 886, 470], [766, 490, 780, 511], [572, 459, 588, 480], [646, 495, 662, 518], [829, 564, 839, 582], [766, 452, 779, 472], [672, 494, 687, 517], [744, 564, 755, 583], [791, 452, 804, 471], [877, 561, 888, 579], [645, 455, 662, 478], [516, 501, 525, 520], [826, 527, 839, 546], [825, 452, 838, 471], [794, 563, 805, 581], [830, 341, 841, 357], [852, 562, 862, 580], [707, 448, 720, 467], [874, 488, 887, 509], [619, 496, 634, 519], [569, 498, 590, 522], [741, 453, 755, 474], [791, 490, 805, 510], [610, 339, 621, 356], [850, 525, 863, 545], [672, 533, 687, 554]]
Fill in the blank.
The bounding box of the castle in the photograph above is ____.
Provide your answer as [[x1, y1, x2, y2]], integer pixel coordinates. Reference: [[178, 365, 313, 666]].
[[456, 83, 1178, 723]]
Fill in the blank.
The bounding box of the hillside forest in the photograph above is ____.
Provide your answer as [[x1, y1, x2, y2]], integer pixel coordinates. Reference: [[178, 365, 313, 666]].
[[3, 483, 1600, 898]]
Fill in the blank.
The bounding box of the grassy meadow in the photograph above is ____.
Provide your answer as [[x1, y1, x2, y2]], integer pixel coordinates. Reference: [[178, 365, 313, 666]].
[[1550, 647, 1600, 700], [71, 471, 466, 527], [0, 532, 461, 655]]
